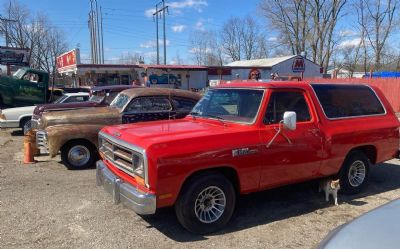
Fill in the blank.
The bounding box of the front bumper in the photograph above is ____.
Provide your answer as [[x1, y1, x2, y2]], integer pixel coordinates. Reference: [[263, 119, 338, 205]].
[[96, 160, 156, 215], [0, 119, 19, 128]]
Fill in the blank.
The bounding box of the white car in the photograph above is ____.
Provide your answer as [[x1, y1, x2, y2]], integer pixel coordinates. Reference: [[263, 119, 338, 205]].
[[0, 92, 89, 134]]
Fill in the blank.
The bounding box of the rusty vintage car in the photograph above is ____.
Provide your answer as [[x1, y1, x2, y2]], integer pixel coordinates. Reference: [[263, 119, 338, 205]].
[[34, 88, 201, 170]]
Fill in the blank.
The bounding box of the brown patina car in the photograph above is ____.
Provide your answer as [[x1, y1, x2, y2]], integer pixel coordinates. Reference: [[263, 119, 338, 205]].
[[34, 88, 201, 169]]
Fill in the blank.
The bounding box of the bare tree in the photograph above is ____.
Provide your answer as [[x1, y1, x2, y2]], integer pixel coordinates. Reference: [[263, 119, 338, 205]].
[[0, 0, 68, 74], [189, 30, 223, 66], [358, 0, 399, 70]]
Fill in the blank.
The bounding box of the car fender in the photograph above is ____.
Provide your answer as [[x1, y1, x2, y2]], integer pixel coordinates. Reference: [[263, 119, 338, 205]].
[[46, 124, 106, 157]]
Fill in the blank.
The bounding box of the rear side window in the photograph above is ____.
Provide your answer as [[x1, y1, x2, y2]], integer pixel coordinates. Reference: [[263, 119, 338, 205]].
[[312, 84, 385, 119], [172, 97, 197, 112]]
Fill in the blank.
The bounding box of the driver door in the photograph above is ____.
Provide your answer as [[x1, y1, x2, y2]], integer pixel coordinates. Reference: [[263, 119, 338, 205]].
[[258, 90, 324, 189], [15, 72, 44, 106]]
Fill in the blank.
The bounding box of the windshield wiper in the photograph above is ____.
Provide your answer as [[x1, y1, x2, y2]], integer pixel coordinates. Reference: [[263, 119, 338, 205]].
[[203, 114, 226, 125]]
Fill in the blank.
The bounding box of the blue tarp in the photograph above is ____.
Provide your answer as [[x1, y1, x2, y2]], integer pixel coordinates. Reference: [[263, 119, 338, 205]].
[[364, 72, 400, 78]]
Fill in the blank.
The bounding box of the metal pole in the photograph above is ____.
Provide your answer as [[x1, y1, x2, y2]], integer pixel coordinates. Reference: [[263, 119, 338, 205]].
[[162, 0, 166, 65], [6, 1, 11, 75], [154, 5, 159, 64], [95, 0, 102, 64], [100, 6, 104, 64]]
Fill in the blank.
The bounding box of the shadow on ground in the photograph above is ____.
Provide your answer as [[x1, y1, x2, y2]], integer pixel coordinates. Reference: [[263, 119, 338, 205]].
[[11, 130, 23, 136], [142, 161, 400, 242]]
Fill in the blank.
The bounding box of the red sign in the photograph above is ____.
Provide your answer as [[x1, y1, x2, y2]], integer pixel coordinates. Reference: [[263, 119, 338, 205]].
[[57, 49, 80, 71], [292, 57, 305, 73]]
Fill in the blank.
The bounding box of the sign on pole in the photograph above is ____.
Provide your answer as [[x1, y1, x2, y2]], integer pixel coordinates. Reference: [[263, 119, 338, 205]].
[[0, 46, 30, 66], [56, 49, 80, 73]]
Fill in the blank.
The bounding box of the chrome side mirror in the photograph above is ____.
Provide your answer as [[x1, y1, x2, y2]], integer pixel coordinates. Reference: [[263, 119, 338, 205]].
[[283, 111, 296, 130]]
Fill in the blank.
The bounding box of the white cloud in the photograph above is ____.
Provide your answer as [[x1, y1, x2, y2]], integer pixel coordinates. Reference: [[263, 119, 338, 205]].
[[194, 20, 205, 31], [171, 24, 186, 33], [189, 47, 212, 53], [169, 0, 208, 11], [144, 0, 208, 18], [338, 38, 362, 49], [339, 29, 357, 37], [140, 39, 170, 49], [145, 8, 155, 18], [268, 37, 278, 42]]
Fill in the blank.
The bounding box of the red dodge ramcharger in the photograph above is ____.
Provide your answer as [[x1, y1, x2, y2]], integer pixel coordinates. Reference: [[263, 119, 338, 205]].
[[96, 82, 399, 234]]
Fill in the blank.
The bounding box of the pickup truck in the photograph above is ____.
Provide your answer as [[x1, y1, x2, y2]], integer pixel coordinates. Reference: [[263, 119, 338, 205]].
[[0, 67, 62, 107], [96, 82, 399, 234]]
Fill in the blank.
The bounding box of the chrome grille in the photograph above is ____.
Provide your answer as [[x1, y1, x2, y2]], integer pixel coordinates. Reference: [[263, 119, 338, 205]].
[[99, 134, 144, 177], [36, 130, 49, 154]]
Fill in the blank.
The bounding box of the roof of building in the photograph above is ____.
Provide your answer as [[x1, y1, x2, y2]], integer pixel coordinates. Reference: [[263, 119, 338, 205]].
[[225, 55, 297, 68]]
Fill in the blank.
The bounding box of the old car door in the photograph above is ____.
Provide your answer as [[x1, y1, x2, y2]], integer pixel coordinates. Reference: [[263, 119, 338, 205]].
[[121, 96, 175, 124], [15, 71, 44, 106], [259, 89, 324, 189]]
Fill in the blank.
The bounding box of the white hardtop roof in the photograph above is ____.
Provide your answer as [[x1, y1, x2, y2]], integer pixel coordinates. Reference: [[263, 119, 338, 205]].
[[226, 55, 297, 67], [65, 92, 89, 97]]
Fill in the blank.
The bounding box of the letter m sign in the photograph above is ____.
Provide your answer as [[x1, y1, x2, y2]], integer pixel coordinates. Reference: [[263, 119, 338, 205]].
[[292, 57, 305, 73]]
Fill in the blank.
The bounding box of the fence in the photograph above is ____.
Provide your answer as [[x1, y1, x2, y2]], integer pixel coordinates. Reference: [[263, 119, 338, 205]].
[[306, 78, 400, 113]]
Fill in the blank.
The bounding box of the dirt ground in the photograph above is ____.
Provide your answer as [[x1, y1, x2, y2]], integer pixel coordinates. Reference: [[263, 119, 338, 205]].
[[0, 128, 400, 249]]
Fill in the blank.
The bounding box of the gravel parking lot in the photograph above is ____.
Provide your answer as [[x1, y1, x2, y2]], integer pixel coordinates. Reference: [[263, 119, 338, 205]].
[[1, 128, 400, 249]]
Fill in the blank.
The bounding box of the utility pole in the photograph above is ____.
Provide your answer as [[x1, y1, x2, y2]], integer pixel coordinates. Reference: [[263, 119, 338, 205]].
[[153, 0, 168, 65], [1, 1, 17, 75], [88, 0, 104, 64]]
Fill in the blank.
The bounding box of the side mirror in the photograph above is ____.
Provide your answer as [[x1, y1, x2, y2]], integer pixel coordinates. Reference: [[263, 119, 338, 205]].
[[283, 111, 296, 130]]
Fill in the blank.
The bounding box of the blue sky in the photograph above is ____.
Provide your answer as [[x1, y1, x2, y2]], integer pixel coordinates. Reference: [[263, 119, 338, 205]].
[[0, 0, 261, 64]]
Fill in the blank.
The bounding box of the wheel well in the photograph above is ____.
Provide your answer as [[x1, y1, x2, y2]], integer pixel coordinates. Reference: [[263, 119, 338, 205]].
[[19, 116, 31, 128], [179, 167, 240, 197], [347, 145, 377, 164]]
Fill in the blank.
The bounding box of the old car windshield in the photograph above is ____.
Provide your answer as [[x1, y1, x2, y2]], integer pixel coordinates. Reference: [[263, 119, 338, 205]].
[[191, 88, 264, 124], [110, 93, 130, 110], [89, 95, 105, 103], [53, 95, 68, 103], [12, 68, 26, 79]]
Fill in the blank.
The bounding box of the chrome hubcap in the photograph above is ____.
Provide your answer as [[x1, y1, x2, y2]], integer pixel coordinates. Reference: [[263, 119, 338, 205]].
[[194, 186, 226, 223], [348, 160, 366, 187], [68, 145, 90, 167]]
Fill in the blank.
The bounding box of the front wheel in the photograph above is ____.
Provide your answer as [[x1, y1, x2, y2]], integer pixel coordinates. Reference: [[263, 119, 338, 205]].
[[175, 173, 236, 234], [339, 151, 370, 194], [61, 140, 98, 170]]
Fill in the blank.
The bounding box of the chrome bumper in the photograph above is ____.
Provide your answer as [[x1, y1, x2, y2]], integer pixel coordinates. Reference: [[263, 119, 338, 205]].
[[0, 119, 19, 128], [96, 160, 156, 215]]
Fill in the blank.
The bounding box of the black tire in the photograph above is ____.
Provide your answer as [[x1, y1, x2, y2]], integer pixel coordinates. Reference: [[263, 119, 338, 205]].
[[339, 151, 370, 194], [22, 119, 32, 135], [60, 140, 98, 170], [175, 172, 236, 234]]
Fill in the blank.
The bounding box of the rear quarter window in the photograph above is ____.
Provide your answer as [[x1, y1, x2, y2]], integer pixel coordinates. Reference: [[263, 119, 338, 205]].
[[311, 84, 385, 119]]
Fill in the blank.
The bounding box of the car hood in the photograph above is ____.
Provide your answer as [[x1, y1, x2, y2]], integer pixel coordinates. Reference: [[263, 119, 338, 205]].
[[35, 101, 103, 115], [101, 117, 253, 153], [318, 198, 400, 249], [39, 106, 121, 129]]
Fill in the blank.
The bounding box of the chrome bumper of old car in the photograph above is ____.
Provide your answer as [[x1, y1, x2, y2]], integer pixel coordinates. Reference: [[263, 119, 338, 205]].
[[96, 160, 156, 215], [36, 130, 49, 154]]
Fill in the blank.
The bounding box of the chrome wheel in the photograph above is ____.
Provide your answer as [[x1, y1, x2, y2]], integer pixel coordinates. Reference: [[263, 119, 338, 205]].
[[194, 186, 226, 224], [68, 145, 90, 167], [348, 160, 366, 187]]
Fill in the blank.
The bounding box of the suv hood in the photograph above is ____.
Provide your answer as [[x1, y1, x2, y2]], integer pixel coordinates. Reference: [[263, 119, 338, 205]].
[[101, 118, 254, 155], [40, 106, 120, 129]]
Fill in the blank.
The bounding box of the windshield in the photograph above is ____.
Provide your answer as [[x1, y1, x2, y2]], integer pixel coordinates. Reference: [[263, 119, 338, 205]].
[[12, 68, 26, 79], [89, 95, 105, 103], [191, 88, 264, 124], [110, 93, 130, 110], [53, 95, 68, 103]]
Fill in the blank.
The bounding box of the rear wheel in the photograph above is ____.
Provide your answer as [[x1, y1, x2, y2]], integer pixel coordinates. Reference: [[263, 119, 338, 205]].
[[339, 151, 370, 194], [175, 173, 236, 234], [61, 140, 98, 170]]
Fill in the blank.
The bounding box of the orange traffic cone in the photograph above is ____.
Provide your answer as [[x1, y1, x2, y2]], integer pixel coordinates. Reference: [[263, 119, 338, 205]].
[[23, 135, 35, 164]]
